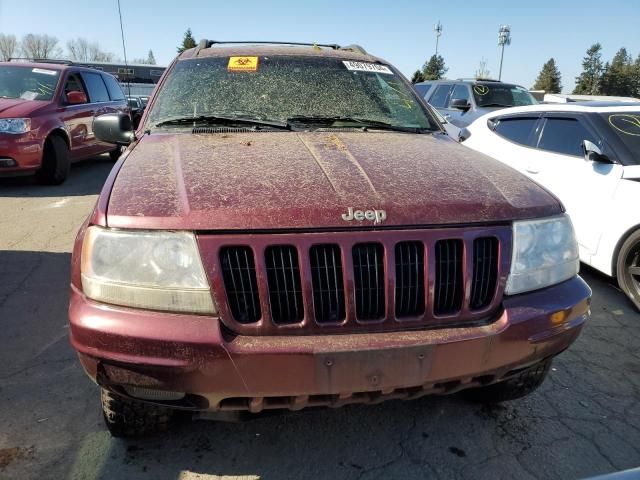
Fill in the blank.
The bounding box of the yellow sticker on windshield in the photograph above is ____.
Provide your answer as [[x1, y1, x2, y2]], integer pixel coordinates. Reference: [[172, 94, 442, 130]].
[[473, 85, 489, 96], [228, 56, 259, 72]]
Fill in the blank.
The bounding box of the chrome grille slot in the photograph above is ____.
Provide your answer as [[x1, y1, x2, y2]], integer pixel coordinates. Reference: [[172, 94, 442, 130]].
[[352, 243, 385, 320], [395, 241, 425, 318], [265, 245, 304, 324], [434, 239, 464, 315], [470, 237, 499, 310], [310, 245, 346, 323], [220, 247, 261, 323]]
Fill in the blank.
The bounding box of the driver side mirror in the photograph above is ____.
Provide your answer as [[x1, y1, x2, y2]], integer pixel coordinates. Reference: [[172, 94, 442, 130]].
[[450, 98, 471, 111], [582, 139, 610, 163], [93, 113, 135, 145], [66, 90, 87, 105]]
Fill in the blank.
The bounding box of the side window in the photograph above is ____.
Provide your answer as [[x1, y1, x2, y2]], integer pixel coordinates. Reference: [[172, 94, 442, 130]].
[[449, 84, 470, 106], [63, 73, 87, 101], [492, 117, 538, 146], [102, 74, 125, 101], [538, 117, 596, 157], [428, 84, 452, 108], [81, 72, 110, 103]]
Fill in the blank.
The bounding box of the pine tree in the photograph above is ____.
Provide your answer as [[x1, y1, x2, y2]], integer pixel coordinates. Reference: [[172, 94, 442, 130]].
[[601, 47, 634, 96], [147, 49, 156, 65], [411, 70, 425, 84], [532, 58, 562, 93], [177, 28, 197, 53], [573, 43, 603, 95], [633, 54, 640, 98], [422, 55, 448, 81]]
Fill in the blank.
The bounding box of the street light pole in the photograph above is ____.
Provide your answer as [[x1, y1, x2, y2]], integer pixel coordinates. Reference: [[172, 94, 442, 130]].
[[497, 25, 511, 80], [434, 21, 442, 57]]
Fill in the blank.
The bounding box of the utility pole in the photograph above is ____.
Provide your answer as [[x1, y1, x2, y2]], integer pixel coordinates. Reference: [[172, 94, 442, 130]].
[[434, 21, 442, 57], [497, 25, 511, 81]]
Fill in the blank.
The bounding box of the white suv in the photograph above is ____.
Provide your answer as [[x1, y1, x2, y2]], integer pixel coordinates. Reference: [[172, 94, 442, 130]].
[[462, 102, 640, 309]]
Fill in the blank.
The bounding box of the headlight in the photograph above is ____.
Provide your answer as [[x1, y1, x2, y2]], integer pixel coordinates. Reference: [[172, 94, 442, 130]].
[[505, 214, 579, 295], [0, 118, 31, 134], [81, 227, 216, 314]]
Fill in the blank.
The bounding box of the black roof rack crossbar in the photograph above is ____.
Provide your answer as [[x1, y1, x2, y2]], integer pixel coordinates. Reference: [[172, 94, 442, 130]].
[[8, 57, 74, 65], [198, 40, 341, 50]]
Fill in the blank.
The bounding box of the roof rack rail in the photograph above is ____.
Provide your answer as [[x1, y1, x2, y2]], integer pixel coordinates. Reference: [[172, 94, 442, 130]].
[[8, 57, 74, 65], [456, 77, 501, 82], [195, 39, 342, 55], [340, 44, 367, 55]]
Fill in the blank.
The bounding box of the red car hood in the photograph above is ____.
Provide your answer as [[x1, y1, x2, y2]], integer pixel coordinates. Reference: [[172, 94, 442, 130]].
[[106, 131, 561, 230], [0, 98, 46, 117]]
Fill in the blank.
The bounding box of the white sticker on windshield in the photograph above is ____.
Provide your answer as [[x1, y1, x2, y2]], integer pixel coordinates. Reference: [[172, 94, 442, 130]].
[[343, 61, 393, 75], [32, 68, 57, 76], [20, 91, 38, 100]]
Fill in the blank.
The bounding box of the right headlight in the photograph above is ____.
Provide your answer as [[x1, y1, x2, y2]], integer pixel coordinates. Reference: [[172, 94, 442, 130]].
[[505, 214, 579, 295], [81, 226, 216, 314]]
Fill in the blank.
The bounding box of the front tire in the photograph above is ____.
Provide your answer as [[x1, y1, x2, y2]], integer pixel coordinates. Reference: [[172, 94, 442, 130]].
[[37, 135, 70, 185], [616, 230, 640, 311], [462, 359, 552, 403], [101, 388, 174, 438]]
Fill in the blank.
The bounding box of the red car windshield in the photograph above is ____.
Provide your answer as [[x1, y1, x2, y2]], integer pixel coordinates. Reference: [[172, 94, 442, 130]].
[[0, 65, 60, 101]]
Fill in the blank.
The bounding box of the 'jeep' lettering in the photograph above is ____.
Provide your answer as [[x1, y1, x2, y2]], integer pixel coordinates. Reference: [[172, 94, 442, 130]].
[[341, 207, 387, 224]]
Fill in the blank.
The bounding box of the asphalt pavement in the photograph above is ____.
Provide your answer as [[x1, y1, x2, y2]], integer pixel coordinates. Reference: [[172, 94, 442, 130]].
[[0, 158, 639, 480]]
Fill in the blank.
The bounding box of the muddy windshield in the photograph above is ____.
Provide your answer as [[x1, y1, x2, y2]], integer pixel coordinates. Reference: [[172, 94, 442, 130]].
[[0, 65, 60, 101], [602, 112, 640, 162], [147, 55, 437, 131], [472, 83, 537, 108]]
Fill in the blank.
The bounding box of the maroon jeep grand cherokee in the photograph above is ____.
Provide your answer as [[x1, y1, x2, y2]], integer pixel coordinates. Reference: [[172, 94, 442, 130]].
[[0, 61, 127, 184], [69, 41, 591, 437]]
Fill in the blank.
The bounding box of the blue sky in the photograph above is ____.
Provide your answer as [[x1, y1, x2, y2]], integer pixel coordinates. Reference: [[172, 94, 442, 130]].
[[1, 0, 639, 92]]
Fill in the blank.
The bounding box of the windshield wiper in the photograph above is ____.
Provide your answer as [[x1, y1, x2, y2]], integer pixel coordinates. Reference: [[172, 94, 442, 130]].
[[287, 115, 427, 133], [155, 114, 290, 130]]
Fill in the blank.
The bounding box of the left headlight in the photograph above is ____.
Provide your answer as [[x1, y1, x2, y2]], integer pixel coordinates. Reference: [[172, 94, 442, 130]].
[[0, 118, 31, 134], [81, 227, 217, 314], [505, 214, 579, 295]]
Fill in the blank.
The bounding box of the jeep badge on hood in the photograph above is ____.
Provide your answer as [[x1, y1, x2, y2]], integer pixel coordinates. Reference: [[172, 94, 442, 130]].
[[341, 207, 387, 224]]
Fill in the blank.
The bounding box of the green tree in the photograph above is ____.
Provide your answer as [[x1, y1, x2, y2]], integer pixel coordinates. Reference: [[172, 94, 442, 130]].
[[411, 70, 425, 84], [422, 54, 447, 80], [573, 43, 603, 94], [147, 49, 156, 65], [532, 58, 562, 93], [601, 47, 634, 96], [633, 54, 640, 98], [177, 28, 197, 53]]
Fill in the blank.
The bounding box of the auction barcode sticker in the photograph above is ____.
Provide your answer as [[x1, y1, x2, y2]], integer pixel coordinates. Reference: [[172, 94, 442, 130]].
[[342, 61, 393, 75]]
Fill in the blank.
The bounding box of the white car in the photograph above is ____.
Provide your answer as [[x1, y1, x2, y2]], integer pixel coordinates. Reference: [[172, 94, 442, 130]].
[[462, 102, 640, 309]]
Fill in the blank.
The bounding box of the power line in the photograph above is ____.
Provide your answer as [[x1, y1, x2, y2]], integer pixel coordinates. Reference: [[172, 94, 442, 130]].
[[117, 0, 131, 96]]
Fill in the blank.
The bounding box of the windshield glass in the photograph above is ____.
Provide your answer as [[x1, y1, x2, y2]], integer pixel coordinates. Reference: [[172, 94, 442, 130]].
[[0, 65, 60, 101], [472, 83, 537, 107], [603, 112, 640, 160], [147, 55, 437, 131]]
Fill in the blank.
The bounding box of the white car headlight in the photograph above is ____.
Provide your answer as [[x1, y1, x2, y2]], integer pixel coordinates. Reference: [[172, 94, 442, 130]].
[[505, 214, 579, 295], [0, 118, 30, 134], [81, 227, 216, 314]]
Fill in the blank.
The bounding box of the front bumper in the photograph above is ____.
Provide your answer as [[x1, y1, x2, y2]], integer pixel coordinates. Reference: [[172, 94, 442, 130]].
[[69, 276, 591, 412], [0, 133, 43, 175]]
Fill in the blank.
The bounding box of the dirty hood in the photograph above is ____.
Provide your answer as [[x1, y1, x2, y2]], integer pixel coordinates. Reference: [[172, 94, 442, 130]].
[[106, 131, 561, 230]]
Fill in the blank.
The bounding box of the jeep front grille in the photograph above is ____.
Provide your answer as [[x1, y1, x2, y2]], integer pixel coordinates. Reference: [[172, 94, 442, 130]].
[[219, 246, 261, 323], [264, 245, 304, 324], [204, 226, 510, 335], [310, 244, 345, 323], [395, 241, 425, 318], [352, 243, 385, 320]]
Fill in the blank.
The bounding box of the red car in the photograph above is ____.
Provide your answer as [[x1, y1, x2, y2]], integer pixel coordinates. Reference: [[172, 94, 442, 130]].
[[69, 42, 591, 437], [0, 61, 127, 184]]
